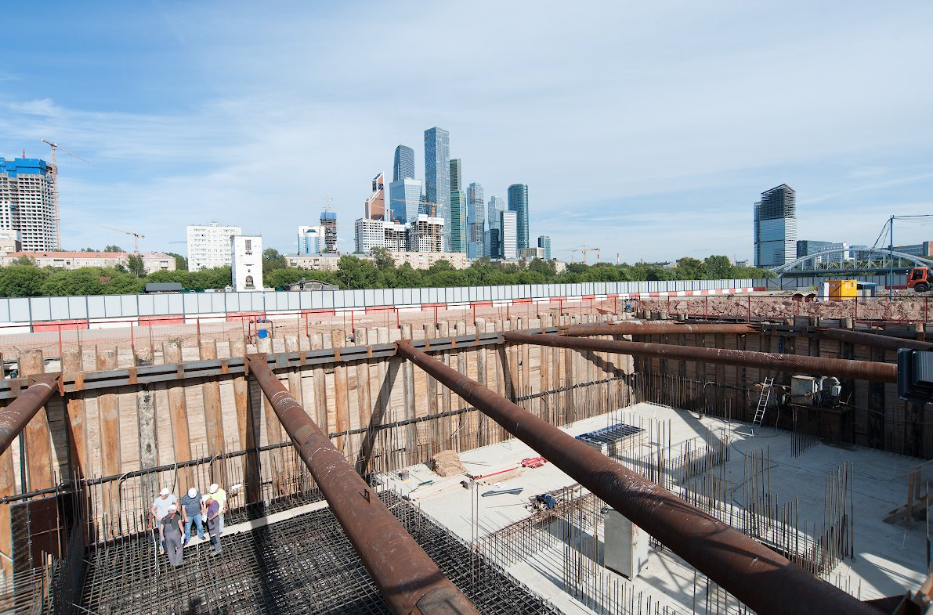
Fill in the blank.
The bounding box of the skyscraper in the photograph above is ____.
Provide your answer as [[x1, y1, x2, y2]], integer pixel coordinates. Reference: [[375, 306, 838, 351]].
[[486, 196, 505, 259], [298, 225, 324, 255], [320, 209, 338, 253], [389, 178, 423, 224], [365, 172, 385, 220], [537, 235, 551, 260], [501, 210, 518, 260], [424, 127, 450, 250], [467, 182, 485, 259], [448, 159, 466, 253], [753, 184, 797, 267], [0, 157, 58, 251], [508, 184, 529, 250], [393, 145, 415, 182]]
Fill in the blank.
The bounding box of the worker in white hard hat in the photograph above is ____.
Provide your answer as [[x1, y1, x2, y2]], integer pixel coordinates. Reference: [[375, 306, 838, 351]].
[[150, 487, 177, 554], [206, 483, 227, 534], [159, 504, 185, 567], [179, 487, 204, 545]]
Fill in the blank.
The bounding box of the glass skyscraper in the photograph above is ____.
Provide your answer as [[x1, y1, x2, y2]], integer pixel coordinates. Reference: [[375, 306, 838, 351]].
[[424, 127, 450, 250], [537, 235, 551, 260], [467, 182, 485, 259], [501, 210, 518, 260], [486, 196, 505, 258], [448, 159, 466, 253], [507, 184, 529, 250], [389, 178, 423, 225], [393, 145, 415, 182], [753, 184, 797, 267]]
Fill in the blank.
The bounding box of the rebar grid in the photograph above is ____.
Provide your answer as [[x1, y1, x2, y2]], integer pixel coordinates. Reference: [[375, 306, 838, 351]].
[[76, 489, 558, 615]]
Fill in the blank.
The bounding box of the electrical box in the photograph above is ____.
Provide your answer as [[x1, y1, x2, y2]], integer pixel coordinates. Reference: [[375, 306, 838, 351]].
[[791, 375, 818, 405], [604, 509, 649, 579], [827, 280, 857, 301]]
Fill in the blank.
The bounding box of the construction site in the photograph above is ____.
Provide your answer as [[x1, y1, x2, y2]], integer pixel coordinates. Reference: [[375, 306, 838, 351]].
[[0, 287, 930, 615]]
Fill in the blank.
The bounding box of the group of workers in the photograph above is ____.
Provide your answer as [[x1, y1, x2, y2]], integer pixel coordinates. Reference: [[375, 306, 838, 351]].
[[151, 482, 227, 567]]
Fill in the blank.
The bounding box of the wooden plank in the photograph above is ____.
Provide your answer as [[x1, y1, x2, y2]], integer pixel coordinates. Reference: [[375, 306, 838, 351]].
[[94, 346, 122, 534], [400, 325, 416, 463], [311, 333, 328, 431], [61, 349, 89, 478], [162, 342, 192, 494], [133, 344, 159, 504], [230, 336, 260, 503], [332, 330, 350, 452], [18, 350, 53, 491], [199, 339, 226, 485], [354, 328, 372, 433]]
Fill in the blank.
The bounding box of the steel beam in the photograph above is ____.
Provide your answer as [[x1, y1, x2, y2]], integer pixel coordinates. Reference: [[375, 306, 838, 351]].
[[506, 331, 898, 383], [0, 373, 61, 457], [245, 354, 479, 615], [395, 341, 878, 615], [560, 322, 759, 336], [805, 326, 933, 352]]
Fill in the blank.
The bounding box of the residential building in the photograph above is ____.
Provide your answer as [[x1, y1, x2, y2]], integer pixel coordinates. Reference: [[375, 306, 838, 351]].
[[407, 214, 444, 253], [467, 182, 485, 259], [298, 225, 325, 255], [753, 184, 797, 267], [508, 184, 529, 250], [0, 250, 176, 274], [0, 230, 21, 254], [537, 235, 551, 260], [501, 210, 518, 260], [231, 235, 263, 291], [361, 250, 469, 270], [393, 145, 415, 182], [384, 221, 407, 252], [448, 159, 466, 253], [519, 247, 544, 260], [320, 209, 337, 253], [0, 157, 58, 251], [364, 172, 386, 220], [388, 178, 423, 224], [355, 218, 384, 254], [286, 253, 341, 271], [486, 196, 505, 259], [186, 222, 242, 271], [424, 127, 450, 249]]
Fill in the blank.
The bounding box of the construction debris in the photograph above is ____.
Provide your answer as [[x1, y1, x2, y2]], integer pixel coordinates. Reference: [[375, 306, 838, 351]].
[[431, 450, 466, 478]]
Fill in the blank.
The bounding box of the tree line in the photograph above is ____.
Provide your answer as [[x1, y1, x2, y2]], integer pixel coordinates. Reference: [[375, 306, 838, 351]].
[[0, 248, 772, 298]]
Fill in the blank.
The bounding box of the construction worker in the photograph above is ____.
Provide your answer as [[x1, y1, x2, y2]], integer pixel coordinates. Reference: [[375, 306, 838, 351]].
[[180, 487, 204, 545], [207, 483, 227, 534], [205, 496, 222, 556], [150, 487, 177, 554], [159, 504, 184, 567]]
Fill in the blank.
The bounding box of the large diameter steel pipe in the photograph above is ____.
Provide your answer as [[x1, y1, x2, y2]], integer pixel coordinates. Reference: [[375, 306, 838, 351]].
[[561, 322, 759, 336], [806, 326, 933, 352], [0, 374, 61, 457], [245, 355, 479, 615], [506, 332, 898, 383], [395, 342, 877, 615]]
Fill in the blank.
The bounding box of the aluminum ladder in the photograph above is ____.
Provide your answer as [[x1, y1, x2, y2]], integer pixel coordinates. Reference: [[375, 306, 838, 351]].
[[752, 377, 774, 433]]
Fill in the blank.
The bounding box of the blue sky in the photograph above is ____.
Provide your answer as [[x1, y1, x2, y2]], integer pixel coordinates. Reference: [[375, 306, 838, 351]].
[[1, 1, 931, 263]]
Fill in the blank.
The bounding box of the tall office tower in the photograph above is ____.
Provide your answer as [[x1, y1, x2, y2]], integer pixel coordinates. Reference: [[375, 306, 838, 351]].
[[393, 145, 415, 182], [537, 235, 551, 260], [320, 208, 338, 253], [753, 184, 797, 267], [388, 178, 423, 224], [365, 172, 385, 220], [467, 182, 485, 259], [0, 157, 58, 251], [354, 218, 385, 254], [424, 127, 450, 249], [486, 195, 505, 258], [448, 159, 467, 253], [186, 222, 242, 270], [501, 210, 518, 260], [298, 225, 325, 255], [507, 184, 529, 250]]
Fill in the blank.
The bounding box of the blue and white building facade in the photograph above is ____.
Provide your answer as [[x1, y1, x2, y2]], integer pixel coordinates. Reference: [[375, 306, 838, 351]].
[[0, 157, 58, 251]]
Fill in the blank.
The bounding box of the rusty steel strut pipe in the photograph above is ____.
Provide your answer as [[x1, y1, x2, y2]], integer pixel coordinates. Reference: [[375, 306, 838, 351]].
[[0, 374, 61, 457], [395, 341, 878, 615], [245, 355, 479, 615], [560, 322, 759, 336], [506, 331, 898, 383], [805, 326, 933, 352]]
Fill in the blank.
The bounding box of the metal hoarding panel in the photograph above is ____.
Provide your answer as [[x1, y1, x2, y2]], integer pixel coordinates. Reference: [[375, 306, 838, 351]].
[[29, 298, 51, 322], [137, 295, 155, 316], [68, 296, 88, 319], [402, 289, 413, 305], [210, 293, 227, 312], [321, 292, 333, 309], [120, 295, 139, 316], [87, 296, 106, 319], [332, 291, 345, 309], [49, 297, 70, 320], [196, 294, 213, 313], [224, 293, 240, 313], [8, 299, 29, 322], [0, 299, 10, 322]]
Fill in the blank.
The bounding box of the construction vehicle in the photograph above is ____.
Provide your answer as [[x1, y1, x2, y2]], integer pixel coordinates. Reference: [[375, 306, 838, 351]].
[[907, 266, 931, 293]]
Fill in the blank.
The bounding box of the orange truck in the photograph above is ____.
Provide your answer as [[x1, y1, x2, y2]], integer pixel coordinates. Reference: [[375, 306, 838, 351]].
[[907, 266, 930, 292]]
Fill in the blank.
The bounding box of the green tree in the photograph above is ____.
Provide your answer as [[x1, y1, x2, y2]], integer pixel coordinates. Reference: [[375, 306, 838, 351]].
[[0, 265, 49, 297], [528, 258, 556, 278], [126, 254, 146, 278], [337, 255, 379, 289], [703, 255, 733, 279], [39, 268, 106, 296], [11, 255, 37, 267], [263, 248, 287, 273], [166, 252, 188, 271], [104, 245, 123, 253], [370, 246, 395, 271], [266, 267, 308, 289], [676, 257, 704, 280]]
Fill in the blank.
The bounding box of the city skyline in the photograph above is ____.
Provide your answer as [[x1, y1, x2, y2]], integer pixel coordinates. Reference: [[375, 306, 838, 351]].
[[0, 2, 930, 261]]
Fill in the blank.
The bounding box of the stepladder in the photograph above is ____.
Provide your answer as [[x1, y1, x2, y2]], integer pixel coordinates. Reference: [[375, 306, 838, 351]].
[[752, 377, 774, 434]]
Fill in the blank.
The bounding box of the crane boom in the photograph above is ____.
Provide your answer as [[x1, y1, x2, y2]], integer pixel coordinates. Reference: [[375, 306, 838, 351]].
[[100, 225, 145, 254], [41, 139, 88, 251]]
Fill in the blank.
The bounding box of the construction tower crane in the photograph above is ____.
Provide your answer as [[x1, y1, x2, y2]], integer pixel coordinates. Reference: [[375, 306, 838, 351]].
[[100, 226, 145, 254], [41, 139, 88, 250], [391, 198, 446, 251], [557, 244, 601, 265]]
